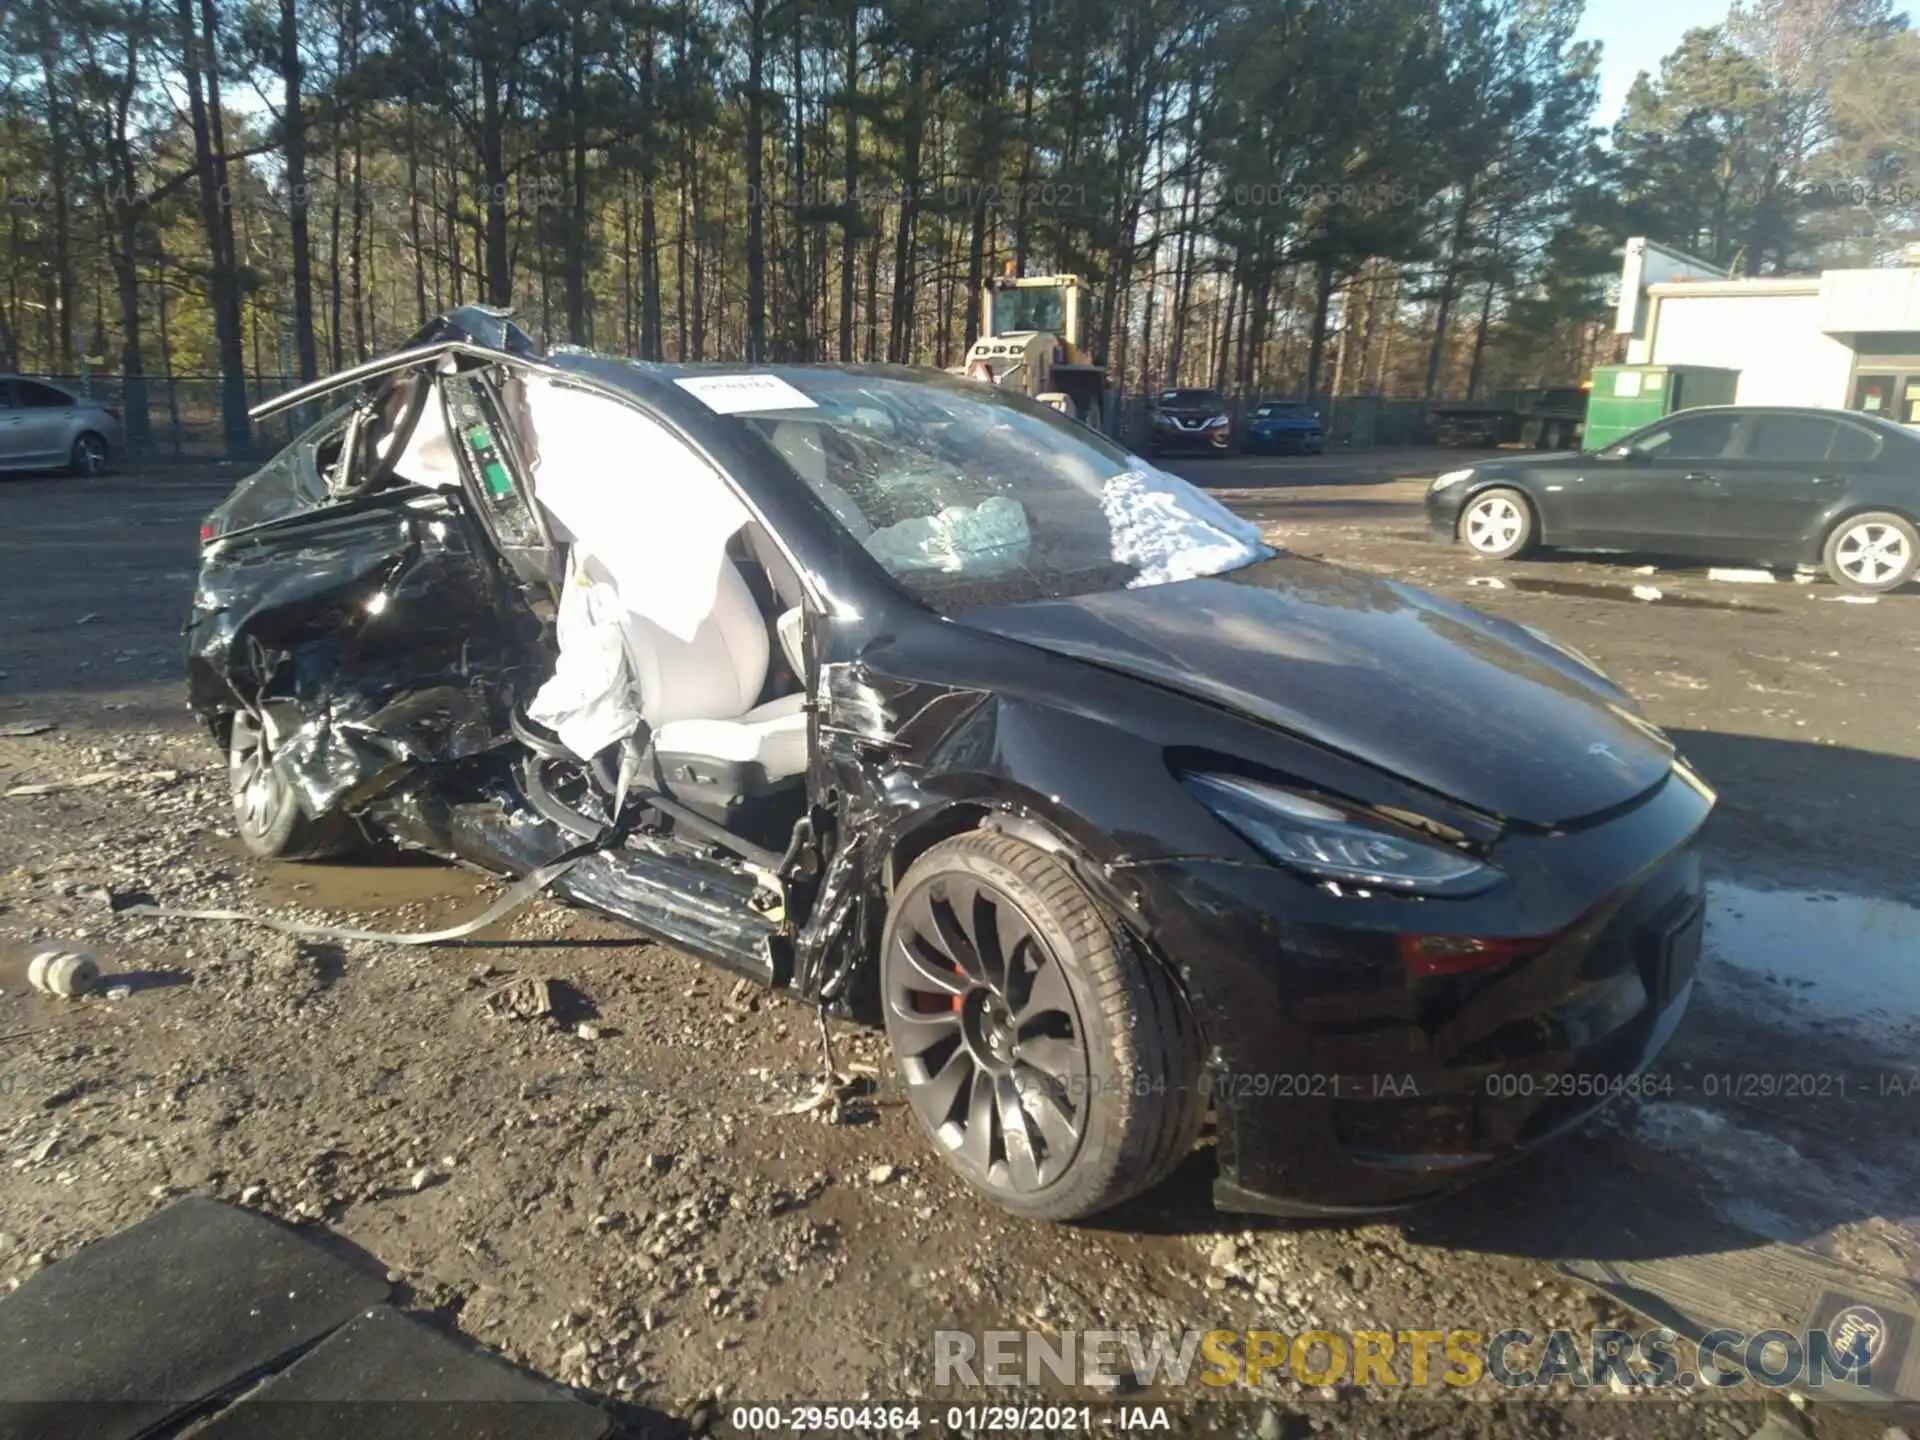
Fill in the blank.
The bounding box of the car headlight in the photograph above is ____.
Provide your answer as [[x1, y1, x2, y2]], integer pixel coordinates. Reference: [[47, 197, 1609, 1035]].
[[1182, 772, 1501, 896], [1203, 415, 1229, 429], [1430, 468, 1475, 491]]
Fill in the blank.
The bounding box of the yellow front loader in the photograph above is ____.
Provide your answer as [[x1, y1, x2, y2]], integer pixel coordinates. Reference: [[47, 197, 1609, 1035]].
[[955, 271, 1109, 431]]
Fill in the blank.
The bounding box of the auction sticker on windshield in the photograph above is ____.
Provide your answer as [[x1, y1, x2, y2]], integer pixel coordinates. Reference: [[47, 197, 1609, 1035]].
[[674, 373, 817, 413]]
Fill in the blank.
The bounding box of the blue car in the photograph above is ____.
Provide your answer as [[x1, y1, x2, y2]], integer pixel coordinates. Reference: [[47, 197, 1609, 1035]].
[[1242, 400, 1324, 455]]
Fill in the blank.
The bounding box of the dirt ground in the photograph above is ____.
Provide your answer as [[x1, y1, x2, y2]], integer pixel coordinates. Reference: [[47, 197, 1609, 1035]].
[[0, 453, 1915, 1439]]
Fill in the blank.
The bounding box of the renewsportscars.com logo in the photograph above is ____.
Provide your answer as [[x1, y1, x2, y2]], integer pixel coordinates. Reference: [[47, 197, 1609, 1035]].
[[934, 1318, 1896, 1392]]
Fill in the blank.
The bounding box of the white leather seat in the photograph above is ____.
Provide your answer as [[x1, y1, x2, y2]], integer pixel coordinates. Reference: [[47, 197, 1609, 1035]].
[[650, 692, 808, 779], [643, 564, 808, 783]]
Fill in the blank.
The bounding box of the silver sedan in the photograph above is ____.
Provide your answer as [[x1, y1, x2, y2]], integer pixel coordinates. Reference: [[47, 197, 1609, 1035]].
[[0, 376, 124, 475]]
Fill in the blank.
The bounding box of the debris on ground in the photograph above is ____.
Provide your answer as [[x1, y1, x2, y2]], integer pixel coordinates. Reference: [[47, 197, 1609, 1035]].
[[0, 721, 56, 738], [6, 771, 120, 797], [1467, 576, 1507, 589], [1631, 584, 1663, 602], [482, 974, 556, 1021], [26, 944, 102, 998], [1708, 567, 1778, 584]]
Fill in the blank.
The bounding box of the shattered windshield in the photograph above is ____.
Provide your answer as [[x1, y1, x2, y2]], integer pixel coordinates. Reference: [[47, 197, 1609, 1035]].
[[714, 371, 1271, 611]]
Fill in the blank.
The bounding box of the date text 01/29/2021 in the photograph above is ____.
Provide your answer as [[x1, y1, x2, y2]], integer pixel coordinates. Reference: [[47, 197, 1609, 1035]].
[[727, 1404, 1173, 1433]]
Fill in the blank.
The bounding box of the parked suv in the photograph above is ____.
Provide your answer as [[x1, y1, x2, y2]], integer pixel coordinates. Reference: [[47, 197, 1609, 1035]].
[[0, 376, 123, 475]]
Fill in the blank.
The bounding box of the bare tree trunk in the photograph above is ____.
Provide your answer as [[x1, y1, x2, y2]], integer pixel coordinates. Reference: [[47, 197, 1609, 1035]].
[[887, 50, 923, 363], [276, 0, 319, 379], [176, 0, 250, 453], [744, 0, 769, 361], [563, 12, 590, 344], [35, 28, 76, 373], [1466, 279, 1497, 399], [1423, 179, 1475, 398], [1304, 258, 1335, 400], [837, 10, 859, 361]]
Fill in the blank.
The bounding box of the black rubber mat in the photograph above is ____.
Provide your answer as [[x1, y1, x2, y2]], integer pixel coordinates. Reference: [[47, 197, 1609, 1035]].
[[0, 1196, 389, 1440], [1561, 1245, 1920, 1402], [188, 1305, 611, 1440]]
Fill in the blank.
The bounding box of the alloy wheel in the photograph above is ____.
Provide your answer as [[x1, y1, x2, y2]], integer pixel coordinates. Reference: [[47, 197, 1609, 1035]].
[[230, 711, 292, 840], [882, 872, 1090, 1195], [1464, 494, 1524, 554], [73, 435, 108, 476], [1835, 521, 1912, 588]]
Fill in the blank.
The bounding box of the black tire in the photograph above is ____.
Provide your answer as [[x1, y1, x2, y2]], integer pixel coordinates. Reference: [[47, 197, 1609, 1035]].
[[228, 710, 355, 860], [69, 432, 109, 476], [1457, 485, 1536, 560], [1822, 511, 1918, 594], [880, 830, 1204, 1222]]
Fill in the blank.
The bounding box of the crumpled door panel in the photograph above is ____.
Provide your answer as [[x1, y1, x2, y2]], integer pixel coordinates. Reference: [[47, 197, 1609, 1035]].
[[186, 489, 548, 816]]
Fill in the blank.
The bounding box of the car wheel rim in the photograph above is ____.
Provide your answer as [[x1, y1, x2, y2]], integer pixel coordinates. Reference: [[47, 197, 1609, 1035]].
[[230, 712, 288, 838], [1465, 496, 1522, 553], [78, 438, 106, 474], [1837, 523, 1910, 586], [883, 874, 1089, 1194]]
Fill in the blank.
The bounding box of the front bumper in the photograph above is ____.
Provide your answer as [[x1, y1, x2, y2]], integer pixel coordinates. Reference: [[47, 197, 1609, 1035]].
[[1149, 425, 1232, 452], [1424, 483, 1468, 543], [1131, 769, 1711, 1214], [1244, 429, 1323, 454]]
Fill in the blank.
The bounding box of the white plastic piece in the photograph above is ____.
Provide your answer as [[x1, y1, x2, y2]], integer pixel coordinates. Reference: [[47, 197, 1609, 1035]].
[[673, 374, 818, 414], [27, 945, 101, 999], [1102, 469, 1269, 587], [1468, 576, 1508, 589], [390, 390, 462, 490], [1707, 567, 1776, 584], [775, 607, 805, 676], [1631, 584, 1663, 602], [863, 495, 1033, 575]]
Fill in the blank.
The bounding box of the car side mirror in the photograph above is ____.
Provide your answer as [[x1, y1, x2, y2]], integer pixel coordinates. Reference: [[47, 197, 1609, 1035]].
[[1598, 443, 1636, 461]]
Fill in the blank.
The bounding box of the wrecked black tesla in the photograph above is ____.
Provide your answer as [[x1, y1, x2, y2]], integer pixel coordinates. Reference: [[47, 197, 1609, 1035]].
[[186, 308, 1713, 1222]]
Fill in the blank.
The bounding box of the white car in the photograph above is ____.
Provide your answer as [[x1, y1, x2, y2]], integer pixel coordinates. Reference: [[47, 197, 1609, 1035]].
[[0, 376, 123, 475]]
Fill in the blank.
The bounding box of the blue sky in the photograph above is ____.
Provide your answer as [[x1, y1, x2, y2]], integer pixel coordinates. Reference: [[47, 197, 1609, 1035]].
[[1579, 0, 1918, 126]]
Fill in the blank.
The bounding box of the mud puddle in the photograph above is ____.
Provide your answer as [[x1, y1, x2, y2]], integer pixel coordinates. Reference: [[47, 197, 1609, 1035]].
[[242, 847, 492, 913]]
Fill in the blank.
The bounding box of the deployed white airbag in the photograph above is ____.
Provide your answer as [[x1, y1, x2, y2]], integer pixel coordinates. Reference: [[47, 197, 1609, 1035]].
[[524, 376, 750, 643], [526, 555, 642, 759], [1102, 468, 1269, 587], [862, 495, 1032, 575]]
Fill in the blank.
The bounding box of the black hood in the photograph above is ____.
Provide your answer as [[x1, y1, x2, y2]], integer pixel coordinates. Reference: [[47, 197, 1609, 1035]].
[[956, 555, 1674, 826]]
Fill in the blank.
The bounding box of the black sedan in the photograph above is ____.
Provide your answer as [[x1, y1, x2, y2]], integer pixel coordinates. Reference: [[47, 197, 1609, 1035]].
[[1426, 405, 1920, 593], [186, 308, 1711, 1221], [1144, 387, 1233, 454]]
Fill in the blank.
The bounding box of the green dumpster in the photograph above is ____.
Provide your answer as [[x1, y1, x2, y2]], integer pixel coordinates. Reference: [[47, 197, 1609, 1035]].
[[1584, 365, 1740, 450]]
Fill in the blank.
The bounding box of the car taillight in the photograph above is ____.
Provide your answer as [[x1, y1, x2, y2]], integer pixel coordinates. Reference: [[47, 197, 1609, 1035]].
[[199, 522, 217, 545], [103, 407, 120, 421], [1398, 933, 1551, 978]]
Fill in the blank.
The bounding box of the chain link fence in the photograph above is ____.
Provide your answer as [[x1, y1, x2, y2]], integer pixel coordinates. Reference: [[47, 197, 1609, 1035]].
[[25, 373, 309, 463], [1105, 391, 1441, 450], [29, 368, 1483, 464]]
